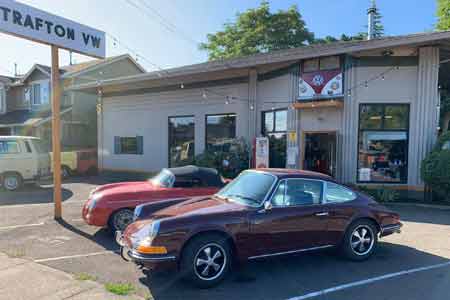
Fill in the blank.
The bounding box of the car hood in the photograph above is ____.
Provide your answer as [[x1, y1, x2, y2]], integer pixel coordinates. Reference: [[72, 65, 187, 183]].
[[150, 196, 247, 220], [94, 181, 159, 197]]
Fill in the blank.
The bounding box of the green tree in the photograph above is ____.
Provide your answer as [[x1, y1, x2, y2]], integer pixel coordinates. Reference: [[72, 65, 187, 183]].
[[436, 0, 450, 31], [200, 1, 314, 60], [370, 0, 384, 38]]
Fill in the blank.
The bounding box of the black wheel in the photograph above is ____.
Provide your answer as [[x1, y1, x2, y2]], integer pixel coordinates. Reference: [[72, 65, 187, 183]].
[[61, 166, 71, 179], [2, 172, 23, 191], [180, 234, 232, 288], [108, 209, 134, 232], [341, 219, 378, 261]]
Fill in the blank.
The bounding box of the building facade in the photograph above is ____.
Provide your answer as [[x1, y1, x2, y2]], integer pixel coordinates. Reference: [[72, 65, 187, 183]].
[[70, 31, 450, 189]]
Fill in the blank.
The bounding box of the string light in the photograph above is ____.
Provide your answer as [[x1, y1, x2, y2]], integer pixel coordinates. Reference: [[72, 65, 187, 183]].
[[180, 83, 184, 89]]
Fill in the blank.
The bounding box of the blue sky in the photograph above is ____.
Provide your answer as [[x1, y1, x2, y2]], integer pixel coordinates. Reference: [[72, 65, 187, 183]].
[[0, 0, 437, 76]]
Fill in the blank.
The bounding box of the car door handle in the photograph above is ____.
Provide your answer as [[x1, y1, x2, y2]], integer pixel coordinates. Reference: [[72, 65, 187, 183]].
[[315, 212, 329, 217]]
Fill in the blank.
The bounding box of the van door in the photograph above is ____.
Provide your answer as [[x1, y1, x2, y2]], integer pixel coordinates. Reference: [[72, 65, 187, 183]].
[[31, 139, 51, 177]]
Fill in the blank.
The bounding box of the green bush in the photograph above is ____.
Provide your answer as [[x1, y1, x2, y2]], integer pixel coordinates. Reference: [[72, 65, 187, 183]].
[[356, 185, 399, 202], [421, 149, 450, 199], [194, 137, 249, 178]]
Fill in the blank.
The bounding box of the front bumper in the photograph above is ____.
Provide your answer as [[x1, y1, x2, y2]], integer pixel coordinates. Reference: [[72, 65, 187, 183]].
[[380, 222, 402, 237], [115, 231, 177, 270]]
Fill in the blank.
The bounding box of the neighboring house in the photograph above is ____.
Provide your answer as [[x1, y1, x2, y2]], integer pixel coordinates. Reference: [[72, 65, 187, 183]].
[[70, 30, 450, 191], [0, 54, 145, 150]]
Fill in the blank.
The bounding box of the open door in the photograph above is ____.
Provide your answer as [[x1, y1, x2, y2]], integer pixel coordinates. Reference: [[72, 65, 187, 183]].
[[303, 132, 337, 177]]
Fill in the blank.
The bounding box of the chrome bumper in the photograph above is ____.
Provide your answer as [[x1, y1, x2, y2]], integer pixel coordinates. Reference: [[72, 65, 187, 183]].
[[380, 223, 402, 237]]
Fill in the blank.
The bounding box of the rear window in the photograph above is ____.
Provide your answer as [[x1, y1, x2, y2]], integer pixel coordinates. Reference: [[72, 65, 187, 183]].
[[0, 141, 20, 154]]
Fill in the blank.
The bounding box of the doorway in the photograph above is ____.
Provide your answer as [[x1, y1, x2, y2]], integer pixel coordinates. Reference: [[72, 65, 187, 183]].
[[303, 132, 337, 177]]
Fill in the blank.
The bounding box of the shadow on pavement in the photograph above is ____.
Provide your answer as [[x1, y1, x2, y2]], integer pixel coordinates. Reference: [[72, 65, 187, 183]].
[[387, 204, 450, 226], [139, 242, 450, 300], [0, 186, 73, 205]]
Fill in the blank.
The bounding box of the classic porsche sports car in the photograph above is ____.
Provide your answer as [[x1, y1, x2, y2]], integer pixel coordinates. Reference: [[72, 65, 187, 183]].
[[116, 169, 402, 288], [82, 166, 226, 232]]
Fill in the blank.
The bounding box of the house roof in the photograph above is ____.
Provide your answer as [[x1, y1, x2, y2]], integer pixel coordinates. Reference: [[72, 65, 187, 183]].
[[67, 30, 450, 94], [0, 107, 72, 127]]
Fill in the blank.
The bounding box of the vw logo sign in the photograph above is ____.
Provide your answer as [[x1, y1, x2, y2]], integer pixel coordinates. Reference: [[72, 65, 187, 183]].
[[312, 74, 324, 86]]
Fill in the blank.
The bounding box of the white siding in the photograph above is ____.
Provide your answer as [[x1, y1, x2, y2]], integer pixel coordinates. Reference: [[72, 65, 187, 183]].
[[99, 84, 249, 172]]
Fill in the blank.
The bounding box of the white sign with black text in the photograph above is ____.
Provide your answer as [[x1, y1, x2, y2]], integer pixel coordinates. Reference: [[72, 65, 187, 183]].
[[0, 0, 105, 58]]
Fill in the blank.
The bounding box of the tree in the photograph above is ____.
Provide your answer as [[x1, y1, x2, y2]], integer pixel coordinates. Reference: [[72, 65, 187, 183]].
[[369, 0, 384, 38], [200, 1, 314, 60], [436, 0, 450, 31]]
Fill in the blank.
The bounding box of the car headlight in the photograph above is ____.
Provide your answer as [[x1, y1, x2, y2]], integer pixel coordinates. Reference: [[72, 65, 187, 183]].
[[87, 192, 103, 210], [132, 220, 167, 255]]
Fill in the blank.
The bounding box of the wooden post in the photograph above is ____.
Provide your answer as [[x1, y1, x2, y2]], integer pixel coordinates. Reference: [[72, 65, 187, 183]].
[[51, 45, 62, 220]]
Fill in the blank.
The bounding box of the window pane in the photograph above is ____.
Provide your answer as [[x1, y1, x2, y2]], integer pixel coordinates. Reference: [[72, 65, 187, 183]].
[[272, 181, 286, 207], [0, 141, 20, 154], [206, 114, 236, 151], [169, 116, 195, 167], [358, 131, 408, 182], [303, 59, 319, 72], [120, 137, 137, 154], [384, 105, 409, 129], [275, 110, 287, 132], [263, 111, 274, 134], [41, 83, 50, 104], [320, 56, 340, 70], [325, 182, 356, 203], [360, 105, 383, 129], [24, 141, 32, 153], [268, 133, 286, 168], [284, 179, 323, 206], [33, 84, 41, 105]]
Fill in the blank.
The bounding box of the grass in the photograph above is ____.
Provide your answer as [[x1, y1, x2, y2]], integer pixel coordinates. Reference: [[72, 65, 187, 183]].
[[74, 272, 97, 281], [104, 282, 136, 296]]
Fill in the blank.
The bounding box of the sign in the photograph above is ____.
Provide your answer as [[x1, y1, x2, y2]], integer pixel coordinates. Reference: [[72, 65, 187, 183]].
[[0, 0, 105, 58], [255, 137, 269, 168], [287, 147, 298, 166], [299, 70, 343, 100], [288, 131, 297, 143]]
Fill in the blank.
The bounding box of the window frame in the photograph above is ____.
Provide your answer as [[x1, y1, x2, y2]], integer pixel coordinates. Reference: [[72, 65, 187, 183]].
[[30, 80, 50, 106], [269, 178, 325, 208], [205, 113, 237, 150], [261, 108, 288, 135], [168, 115, 195, 167], [357, 103, 410, 184]]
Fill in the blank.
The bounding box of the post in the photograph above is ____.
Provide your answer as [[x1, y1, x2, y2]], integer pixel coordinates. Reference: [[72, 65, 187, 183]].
[[51, 45, 62, 220]]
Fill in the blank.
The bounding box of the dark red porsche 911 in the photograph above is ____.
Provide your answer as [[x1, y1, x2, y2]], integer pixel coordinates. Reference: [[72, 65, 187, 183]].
[[116, 169, 402, 288]]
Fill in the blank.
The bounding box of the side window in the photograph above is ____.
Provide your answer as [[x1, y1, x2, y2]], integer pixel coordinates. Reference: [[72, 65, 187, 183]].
[[24, 141, 33, 153], [325, 182, 357, 203], [0, 141, 20, 154], [272, 179, 323, 207]]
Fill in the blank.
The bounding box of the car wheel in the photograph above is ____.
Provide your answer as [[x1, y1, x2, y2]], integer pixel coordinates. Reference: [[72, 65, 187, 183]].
[[61, 166, 71, 179], [2, 173, 23, 191], [180, 234, 232, 288], [109, 209, 134, 232], [341, 219, 378, 261]]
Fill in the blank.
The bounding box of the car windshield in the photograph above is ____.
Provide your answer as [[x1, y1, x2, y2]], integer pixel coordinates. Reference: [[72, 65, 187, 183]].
[[150, 169, 175, 188], [216, 171, 276, 207]]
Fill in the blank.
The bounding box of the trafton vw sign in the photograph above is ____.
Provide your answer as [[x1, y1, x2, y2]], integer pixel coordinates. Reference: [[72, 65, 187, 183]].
[[0, 0, 105, 58]]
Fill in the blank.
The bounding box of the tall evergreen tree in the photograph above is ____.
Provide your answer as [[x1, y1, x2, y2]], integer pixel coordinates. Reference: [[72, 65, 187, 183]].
[[370, 0, 385, 38]]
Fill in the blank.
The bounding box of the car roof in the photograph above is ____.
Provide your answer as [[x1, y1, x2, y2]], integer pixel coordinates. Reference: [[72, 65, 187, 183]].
[[166, 165, 223, 187], [251, 168, 334, 181]]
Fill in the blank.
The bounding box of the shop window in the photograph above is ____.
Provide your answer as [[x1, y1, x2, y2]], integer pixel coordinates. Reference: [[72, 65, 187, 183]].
[[358, 104, 409, 183], [114, 136, 143, 155], [205, 114, 236, 151], [303, 56, 340, 73], [169, 116, 195, 167], [262, 109, 287, 168]]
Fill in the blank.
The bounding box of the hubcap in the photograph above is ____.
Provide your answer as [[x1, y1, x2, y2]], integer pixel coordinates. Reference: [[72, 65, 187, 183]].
[[350, 225, 374, 256], [4, 176, 18, 190], [194, 243, 226, 281], [114, 210, 133, 231]]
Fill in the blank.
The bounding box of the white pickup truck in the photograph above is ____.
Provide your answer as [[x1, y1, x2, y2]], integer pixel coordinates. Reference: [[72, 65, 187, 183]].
[[0, 136, 51, 191]]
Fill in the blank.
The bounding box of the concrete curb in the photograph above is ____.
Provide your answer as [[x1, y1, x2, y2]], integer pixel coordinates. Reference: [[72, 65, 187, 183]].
[[385, 202, 450, 210]]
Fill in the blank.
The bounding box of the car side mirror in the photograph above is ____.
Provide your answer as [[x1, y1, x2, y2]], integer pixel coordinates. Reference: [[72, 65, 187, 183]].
[[264, 201, 273, 211]]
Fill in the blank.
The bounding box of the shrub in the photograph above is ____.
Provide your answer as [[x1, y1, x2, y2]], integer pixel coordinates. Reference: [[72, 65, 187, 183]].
[[356, 185, 399, 202], [421, 149, 450, 199], [194, 137, 249, 178]]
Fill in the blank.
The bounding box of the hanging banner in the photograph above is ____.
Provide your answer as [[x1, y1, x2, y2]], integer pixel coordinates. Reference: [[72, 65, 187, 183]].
[[0, 0, 105, 58], [255, 137, 269, 168]]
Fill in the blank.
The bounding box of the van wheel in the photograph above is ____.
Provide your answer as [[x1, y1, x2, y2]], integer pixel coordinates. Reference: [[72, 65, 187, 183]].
[[2, 173, 23, 191], [180, 234, 232, 288]]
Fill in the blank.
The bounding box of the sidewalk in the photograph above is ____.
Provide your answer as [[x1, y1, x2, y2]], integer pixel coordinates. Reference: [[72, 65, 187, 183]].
[[0, 253, 144, 300]]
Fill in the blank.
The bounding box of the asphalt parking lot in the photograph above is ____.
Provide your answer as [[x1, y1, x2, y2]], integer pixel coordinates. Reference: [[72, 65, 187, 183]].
[[0, 177, 449, 300]]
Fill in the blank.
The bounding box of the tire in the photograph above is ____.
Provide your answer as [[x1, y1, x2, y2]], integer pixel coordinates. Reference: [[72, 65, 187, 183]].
[[61, 166, 71, 179], [341, 219, 378, 261], [2, 172, 23, 191], [180, 233, 232, 288], [108, 209, 134, 233]]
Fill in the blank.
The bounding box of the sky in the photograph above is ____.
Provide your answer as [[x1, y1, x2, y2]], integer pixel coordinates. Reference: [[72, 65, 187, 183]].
[[0, 0, 438, 77]]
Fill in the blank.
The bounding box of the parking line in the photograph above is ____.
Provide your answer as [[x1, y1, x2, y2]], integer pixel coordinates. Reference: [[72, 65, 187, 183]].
[[0, 222, 45, 230], [287, 261, 450, 300], [34, 250, 118, 263]]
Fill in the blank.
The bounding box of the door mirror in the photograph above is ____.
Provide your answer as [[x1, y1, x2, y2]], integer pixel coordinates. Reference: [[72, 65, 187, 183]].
[[264, 201, 273, 211]]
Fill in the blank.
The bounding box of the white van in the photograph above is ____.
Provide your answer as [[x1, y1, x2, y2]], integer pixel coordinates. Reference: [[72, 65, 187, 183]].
[[0, 136, 51, 191]]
